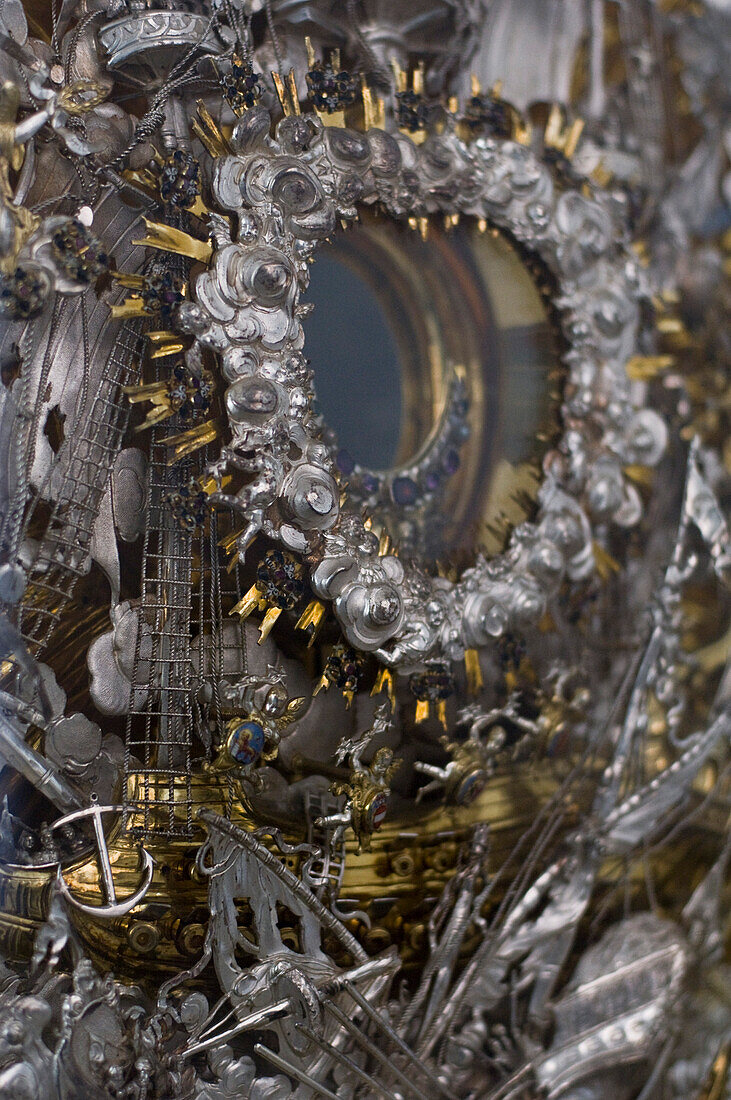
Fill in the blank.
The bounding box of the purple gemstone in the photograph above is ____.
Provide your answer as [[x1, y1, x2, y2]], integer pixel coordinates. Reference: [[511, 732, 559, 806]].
[[424, 471, 440, 492], [337, 449, 355, 475], [361, 474, 380, 493], [391, 476, 419, 506]]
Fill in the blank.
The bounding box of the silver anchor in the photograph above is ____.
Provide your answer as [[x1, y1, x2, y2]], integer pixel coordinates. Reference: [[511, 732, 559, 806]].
[[52, 803, 154, 918]]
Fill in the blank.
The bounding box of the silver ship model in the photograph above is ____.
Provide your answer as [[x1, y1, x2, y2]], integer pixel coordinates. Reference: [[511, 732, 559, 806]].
[[0, 0, 728, 1097]]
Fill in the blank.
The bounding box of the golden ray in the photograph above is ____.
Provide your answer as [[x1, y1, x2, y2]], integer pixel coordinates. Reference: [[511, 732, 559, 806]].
[[122, 167, 158, 191], [590, 161, 612, 187], [147, 330, 182, 343], [218, 526, 245, 553], [287, 69, 300, 114], [133, 218, 212, 264], [313, 674, 329, 697], [189, 195, 209, 218], [150, 341, 185, 359], [657, 316, 686, 334], [112, 272, 146, 289], [512, 115, 532, 144], [361, 77, 385, 129], [695, 1042, 729, 1100], [623, 464, 654, 488], [323, 110, 346, 129], [136, 405, 175, 431], [391, 60, 408, 93], [198, 473, 232, 495], [295, 599, 326, 647], [192, 100, 230, 157], [258, 606, 282, 644], [272, 69, 301, 117], [544, 103, 563, 147], [592, 541, 621, 581], [563, 118, 584, 158], [271, 71, 289, 114], [545, 103, 585, 158], [110, 299, 147, 319], [122, 380, 168, 401], [465, 648, 483, 695], [164, 421, 219, 463], [415, 700, 430, 725], [230, 584, 263, 620], [626, 354, 675, 380], [371, 667, 395, 706]]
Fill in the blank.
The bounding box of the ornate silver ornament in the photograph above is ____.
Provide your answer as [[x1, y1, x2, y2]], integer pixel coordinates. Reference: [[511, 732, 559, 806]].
[[0, 2, 727, 1098]]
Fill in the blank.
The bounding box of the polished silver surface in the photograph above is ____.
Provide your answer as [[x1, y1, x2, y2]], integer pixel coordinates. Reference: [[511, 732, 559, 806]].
[[0, 1, 727, 1098]]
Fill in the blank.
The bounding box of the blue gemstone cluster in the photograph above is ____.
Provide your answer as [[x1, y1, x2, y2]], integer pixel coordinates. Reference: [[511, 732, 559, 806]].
[[323, 643, 364, 695], [168, 364, 213, 423], [222, 55, 263, 115], [306, 65, 357, 113], [409, 663, 456, 703], [51, 218, 109, 283], [257, 549, 305, 611], [142, 269, 185, 322], [463, 93, 512, 138], [160, 151, 202, 211], [166, 480, 209, 533], [0, 265, 48, 320], [395, 90, 430, 132]]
